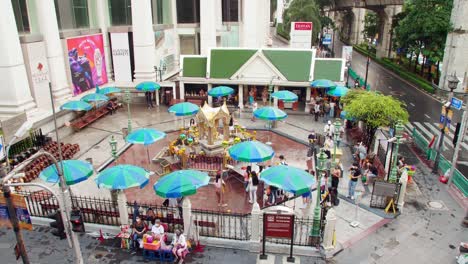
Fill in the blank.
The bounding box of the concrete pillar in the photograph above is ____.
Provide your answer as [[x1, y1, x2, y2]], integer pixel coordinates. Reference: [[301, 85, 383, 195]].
[[207, 84, 213, 105], [241, 0, 268, 48], [131, 0, 156, 82], [36, 0, 72, 103], [238, 85, 244, 109], [322, 207, 337, 250], [397, 169, 408, 211], [180, 81, 185, 99], [172, 83, 177, 99], [276, 0, 284, 24], [155, 90, 160, 106], [171, 0, 181, 68], [182, 198, 192, 235], [250, 202, 262, 242], [117, 191, 129, 225], [439, 0, 468, 92], [376, 6, 402, 59], [273, 86, 279, 107], [200, 0, 217, 56], [0, 1, 36, 117], [96, 0, 113, 81], [350, 8, 365, 45]]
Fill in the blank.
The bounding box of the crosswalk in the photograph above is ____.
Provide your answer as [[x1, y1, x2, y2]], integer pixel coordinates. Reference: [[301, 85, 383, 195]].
[[405, 122, 468, 152]]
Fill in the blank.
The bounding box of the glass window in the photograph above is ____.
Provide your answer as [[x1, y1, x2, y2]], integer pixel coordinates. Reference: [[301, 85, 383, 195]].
[[109, 0, 132, 26], [12, 0, 30, 33], [176, 0, 200, 23], [152, 0, 172, 24], [222, 0, 238, 22], [54, 0, 90, 29]]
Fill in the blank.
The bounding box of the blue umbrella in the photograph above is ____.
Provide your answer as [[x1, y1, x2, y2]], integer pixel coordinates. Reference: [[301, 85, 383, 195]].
[[228, 140, 275, 162], [98, 87, 121, 95], [340, 111, 355, 121], [271, 91, 298, 102], [168, 102, 199, 116], [208, 86, 234, 97], [95, 164, 151, 190], [153, 170, 210, 198], [310, 79, 337, 89], [39, 160, 93, 185], [60, 101, 92, 111], [327, 86, 349, 97], [136, 81, 160, 92], [253, 106, 288, 121], [81, 93, 109, 103], [126, 128, 167, 167], [260, 165, 316, 195]]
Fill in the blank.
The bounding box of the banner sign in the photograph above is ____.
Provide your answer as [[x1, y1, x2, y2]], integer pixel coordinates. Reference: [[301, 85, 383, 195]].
[[290, 22, 313, 49], [322, 33, 332, 45], [110, 33, 132, 84], [342, 46, 353, 62], [67, 34, 108, 96], [0, 193, 32, 230], [264, 214, 294, 239]]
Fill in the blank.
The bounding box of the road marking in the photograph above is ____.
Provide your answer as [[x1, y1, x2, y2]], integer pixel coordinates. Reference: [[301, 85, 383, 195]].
[[410, 102, 415, 107], [424, 114, 431, 119]]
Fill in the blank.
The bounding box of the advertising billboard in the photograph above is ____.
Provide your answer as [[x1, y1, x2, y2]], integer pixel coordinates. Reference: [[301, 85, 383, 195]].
[[67, 34, 108, 96], [0, 193, 32, 230], [290, 22, 313, 49], [110, 33, 132, 84], [342, 46, 353, 62]]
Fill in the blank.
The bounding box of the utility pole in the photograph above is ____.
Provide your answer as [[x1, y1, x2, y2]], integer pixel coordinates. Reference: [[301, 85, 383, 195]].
[[447, 86, 467, 185]]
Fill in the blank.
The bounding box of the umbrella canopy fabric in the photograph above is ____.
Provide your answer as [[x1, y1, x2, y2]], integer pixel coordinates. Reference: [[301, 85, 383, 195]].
[[168, 102, 199, 116], [153, 170, 210, 198], [136, 81, 160, 92], [95, 165, 150, 190], [81, 93, 109, 102], [60, 100, 92, 111], [228, 140, 275, 162], [126, 128, 166, 146], [260, 165, 316, 195], [271, 91, 298, 102], [340, 111, 355, 121], [98, 86, 121, 95], [253, 106, 288, 121], [310, 79, 337, 89], [327, 86, 349, 97], [39, 160, 93, 185], [208, 86, 234, 97]]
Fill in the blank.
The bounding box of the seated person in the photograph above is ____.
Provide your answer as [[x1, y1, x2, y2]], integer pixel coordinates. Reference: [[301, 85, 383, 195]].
[[106, 101, 116, 115], [132, 216, 147, 249], [172, 229, 188, 263], [151, 219, 164, 240]]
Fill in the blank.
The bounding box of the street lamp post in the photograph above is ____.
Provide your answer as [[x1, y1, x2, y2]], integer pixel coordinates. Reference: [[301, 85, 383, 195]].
[[109, 135, 119, 205], [346, 62, 351, 88], [333, 119, 342, 165], [154, 65, 167, 82], [364, 41, 371, 89], [310, 149, 328, 245], [125, 87, 132, 134], [388, 121, 404, 183], [432, 74, 459, 174]]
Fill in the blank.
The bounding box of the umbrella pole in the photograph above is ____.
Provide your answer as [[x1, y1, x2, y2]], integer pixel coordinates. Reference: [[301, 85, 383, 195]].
[[266, 121, 272, 145], [146, 147, 151, 170]]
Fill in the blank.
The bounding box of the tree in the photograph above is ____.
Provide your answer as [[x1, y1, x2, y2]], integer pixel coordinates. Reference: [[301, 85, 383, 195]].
[[362, 11, 379, 40], [282, 0, 321, 44], [341, 90, 409, 148]]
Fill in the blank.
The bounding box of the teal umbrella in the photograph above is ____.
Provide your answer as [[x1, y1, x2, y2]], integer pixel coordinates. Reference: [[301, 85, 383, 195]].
[[271, 91, 298, 102], [81, 93, 109, 102], [260, 165, 316, 196], [98, 86, 121, 95], [60, 100, 92, 111], [228, 140, 275, 162], [327, 86, 349, 97], [208, 86, 234, 97], [340, 110, 355, 121], [39, 160, 93, 185], [168, 102, 199, 116], [310, 79, 337, 89], [153, 170, 210, 198], [136, 81, 160, 92], [95, 165, 151, 190], [253, 106, 288, 121], [126, 128, 167, 166]]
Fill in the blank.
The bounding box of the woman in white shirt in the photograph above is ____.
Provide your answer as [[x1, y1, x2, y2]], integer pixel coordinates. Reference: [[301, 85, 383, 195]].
[[172, 229, 187, 263], [150, 219, 164, 240]]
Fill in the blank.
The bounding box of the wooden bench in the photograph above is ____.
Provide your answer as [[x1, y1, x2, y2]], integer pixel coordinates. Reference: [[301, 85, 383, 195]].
[[70, 101, 120, 131]]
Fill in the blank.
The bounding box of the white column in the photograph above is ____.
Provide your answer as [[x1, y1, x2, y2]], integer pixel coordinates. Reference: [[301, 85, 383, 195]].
[[207, 84, 213, 105], [96, 0, 113, 80], [180, 81, 185, 99], [172, 83, 177, 99], [182, 198, 192, 236], [36, 0, 72, 103], [0, 1, 36, 117], [238, 85, 244, 109], [155, 90, 160, 106], [131, 0, 156, 82], [276, 0, 284, 23], [250, 202, 261, 243], [171, 0, 181, 68], [322, 208, 337, 250], [273, 86, 279, 107], [242, 0, 260, 47], [117, 191, 129, 225], [200, 0, 217, 56], [305, 86, 311, 113]]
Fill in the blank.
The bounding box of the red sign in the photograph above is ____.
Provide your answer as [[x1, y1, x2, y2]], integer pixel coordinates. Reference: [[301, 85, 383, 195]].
[[264, 214, 294, 239], [294, 22, 312, 31]]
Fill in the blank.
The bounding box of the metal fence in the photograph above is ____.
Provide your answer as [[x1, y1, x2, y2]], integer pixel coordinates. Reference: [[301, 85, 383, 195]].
[[192, 209, 250, 240], [260, 216, 315, 246]]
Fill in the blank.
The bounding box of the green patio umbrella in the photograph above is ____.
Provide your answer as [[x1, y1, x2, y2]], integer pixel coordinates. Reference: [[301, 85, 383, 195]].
[[310, 79, 337, 89], [208, 86, 234, 97], [153, 170, 210, 198], [98, 86, 121, 95], [95, 164, 151, 190], [136, 81, 160, 92], [327, 86, 349, 97], [39, 160, 93, 185], [271, 91, 298, 102], [60, 101, 92, 111], [260, 165, 316, 196], [125, 128, 167, 167], [228, 140, 275, 163]]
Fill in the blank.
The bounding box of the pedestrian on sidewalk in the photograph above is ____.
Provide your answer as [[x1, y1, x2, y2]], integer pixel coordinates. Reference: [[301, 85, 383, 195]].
[[329, 100, 336, 118], [324, 120, 334, 138], [314, 102, 321, 121], [251, 101, 257, 122], [331, 164, 341, 189], [348, 163, 361, 200], [145, 91, 154, 109], [214, 172, 227, 207], [323, 101, 331, 123], [248, 171, 259, 204]]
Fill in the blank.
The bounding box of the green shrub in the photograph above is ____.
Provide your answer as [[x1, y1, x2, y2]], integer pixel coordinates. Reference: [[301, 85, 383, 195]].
[[276, 23, 290, 40]]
